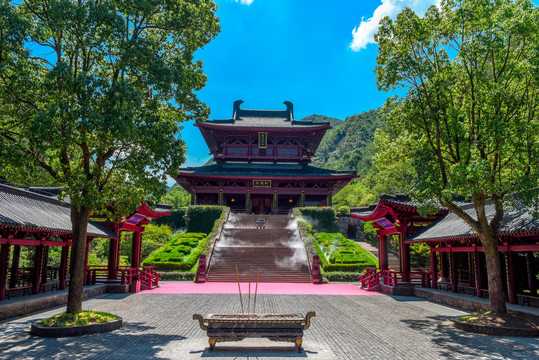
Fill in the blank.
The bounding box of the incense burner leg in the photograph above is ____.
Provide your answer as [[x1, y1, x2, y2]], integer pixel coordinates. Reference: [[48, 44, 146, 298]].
[[295, 337, 303, 352], [208, 337, 217, 352]]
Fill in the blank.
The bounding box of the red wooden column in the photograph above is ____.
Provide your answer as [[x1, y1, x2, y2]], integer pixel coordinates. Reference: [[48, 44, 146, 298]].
[[430, 246, 438, 288], [32, 245, 44, 295], [131, 231, 142, 269], [272, 190, 278, 214], [449, 249, 457, 293], [398, 218, 411, 282], [41, 246, 50, 284], [9, 245, 21, 289], [59, 245, 69, 290], [0, 244, 11, 301], [191, 189, 196, 205], [439, 251, 448, 284], [474, 249, 483, 298], [526, 252, 537, 295], [505, 250, 517, 304], [108, 238, 119, 280], [327, 191, 333, 207], [245, 189, 251, 213], [378, 234, 389, 271]]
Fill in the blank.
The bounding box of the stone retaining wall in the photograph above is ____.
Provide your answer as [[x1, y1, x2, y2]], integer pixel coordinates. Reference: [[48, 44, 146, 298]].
[[0, 285, 106, 321]]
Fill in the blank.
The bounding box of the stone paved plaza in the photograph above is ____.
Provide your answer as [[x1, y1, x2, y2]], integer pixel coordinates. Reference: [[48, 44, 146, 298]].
[[1, 290, 538, 360]]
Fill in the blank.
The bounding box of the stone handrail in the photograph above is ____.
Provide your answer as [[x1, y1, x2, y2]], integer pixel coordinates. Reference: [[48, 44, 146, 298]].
[[203, 208, 230, 279]]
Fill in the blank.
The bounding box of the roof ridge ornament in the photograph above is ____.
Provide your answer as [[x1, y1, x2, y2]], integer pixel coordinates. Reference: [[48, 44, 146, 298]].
[[232, 100, 294, 121]]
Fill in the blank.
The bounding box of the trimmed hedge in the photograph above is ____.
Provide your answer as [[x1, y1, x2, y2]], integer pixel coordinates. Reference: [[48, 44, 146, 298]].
[[151, 209, 187, 229], [295, 207, 340, 233], [323, 272, 363, 282], [143, 232, 206, 271], [187, 206, 227, 233], [159, 272, 196, 281], [313, 232, 377, 272]]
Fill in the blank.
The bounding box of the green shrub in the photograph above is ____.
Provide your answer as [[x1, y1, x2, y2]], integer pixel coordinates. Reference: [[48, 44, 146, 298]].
[[323, 272, 363, 282], [159, 272, 196, 281], [323, 264, 366, 272], [201, 207, 229, 256], [187, 206, 227, 233], [151, 209, 187, 229], [335, 205, 350, 216], [292, 209, 317, 258], [143, 232, 207, 271], [295, 207, 340, 233], [312, 232, 377, 272]]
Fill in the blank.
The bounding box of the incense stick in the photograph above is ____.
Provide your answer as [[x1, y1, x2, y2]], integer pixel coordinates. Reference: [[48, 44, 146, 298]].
[[253, 265, 259, 317], [247, 267, 251, 316], [235, 264, 244, 315]]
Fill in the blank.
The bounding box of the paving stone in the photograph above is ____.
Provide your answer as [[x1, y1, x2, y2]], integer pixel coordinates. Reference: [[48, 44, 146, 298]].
[[0, 292, 538, 359]]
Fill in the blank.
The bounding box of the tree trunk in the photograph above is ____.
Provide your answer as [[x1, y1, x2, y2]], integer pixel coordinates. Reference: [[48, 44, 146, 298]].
[[479, 231, 507, 314], [66, 206, 91, 314]]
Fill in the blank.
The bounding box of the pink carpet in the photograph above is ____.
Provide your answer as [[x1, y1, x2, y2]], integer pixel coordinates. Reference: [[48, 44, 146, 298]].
[[139, 282, 382, 296]]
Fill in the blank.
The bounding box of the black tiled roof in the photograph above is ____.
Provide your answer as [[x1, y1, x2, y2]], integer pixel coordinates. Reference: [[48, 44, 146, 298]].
[[350, 204, 378, 218], [177, 164, 356, 178], [200, 100, 330, 128], [153, 204, 172, 213], [408, 201, 539, 242], [0, 184, 114, 237], [201, 118, 329, 128], [350, 194, 419, 218]]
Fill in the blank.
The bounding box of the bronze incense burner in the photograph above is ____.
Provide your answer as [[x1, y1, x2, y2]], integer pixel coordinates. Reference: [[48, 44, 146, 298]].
[[193, 312, 315, 352]]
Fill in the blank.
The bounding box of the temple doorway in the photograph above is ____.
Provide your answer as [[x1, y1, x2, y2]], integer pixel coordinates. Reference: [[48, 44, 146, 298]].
[[251, 196, 272, 214], [225, 194, 246, 212]]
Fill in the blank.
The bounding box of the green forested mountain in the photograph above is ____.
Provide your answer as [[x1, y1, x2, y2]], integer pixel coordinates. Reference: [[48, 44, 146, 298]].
[[313, 109, 385, 176], [309, 108, 412, 207], [300, 114, 342, 127]]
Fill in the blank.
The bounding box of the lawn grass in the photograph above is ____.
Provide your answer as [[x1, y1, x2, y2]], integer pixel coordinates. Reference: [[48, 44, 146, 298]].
[[40, 311, 117, 327]]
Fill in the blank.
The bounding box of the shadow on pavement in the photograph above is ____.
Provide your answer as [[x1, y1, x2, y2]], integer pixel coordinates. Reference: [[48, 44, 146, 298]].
[[0, 321, 185, 360], [402, 316, 537, 359]]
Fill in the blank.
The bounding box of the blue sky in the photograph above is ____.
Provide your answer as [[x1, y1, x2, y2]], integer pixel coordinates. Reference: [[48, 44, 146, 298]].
[[179, 0, 537, 170], [183, 0, 435, 168]]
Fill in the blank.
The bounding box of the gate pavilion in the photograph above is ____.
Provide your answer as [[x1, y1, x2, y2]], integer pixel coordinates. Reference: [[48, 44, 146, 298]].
[[175, 100, 357, 213], [352, 194, 539, 305], [0, 183, 170, 301]]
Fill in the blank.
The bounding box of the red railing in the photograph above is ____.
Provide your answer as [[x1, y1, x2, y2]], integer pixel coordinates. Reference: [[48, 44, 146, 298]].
[[381, 269, 432, 288], [358, 268, 381, 289], [139, 266, 161, 289], [85, 265, 161, 289]]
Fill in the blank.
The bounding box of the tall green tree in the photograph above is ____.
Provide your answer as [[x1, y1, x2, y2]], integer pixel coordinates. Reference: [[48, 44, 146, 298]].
[[0, 0, 219, 313], [161, 184, 190, 210], [375, 0, 539, 313]]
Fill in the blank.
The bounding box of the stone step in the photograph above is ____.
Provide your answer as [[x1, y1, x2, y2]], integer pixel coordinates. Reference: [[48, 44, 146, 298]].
[[208, 214, 311, 283]]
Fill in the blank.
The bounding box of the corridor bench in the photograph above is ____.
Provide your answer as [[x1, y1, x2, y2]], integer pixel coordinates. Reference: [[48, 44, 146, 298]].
[[517, 294, 539, 307], [40, 281, 60, 293], [6, 286, 33, 299]]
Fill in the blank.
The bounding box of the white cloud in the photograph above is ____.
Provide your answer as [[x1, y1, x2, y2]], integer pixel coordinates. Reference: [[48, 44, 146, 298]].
[[235, 0, 254, 5], [350, 0, 440, 51]]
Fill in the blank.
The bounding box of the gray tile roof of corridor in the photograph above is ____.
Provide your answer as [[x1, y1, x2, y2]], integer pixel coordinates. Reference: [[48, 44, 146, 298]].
[[0, 183, 113, 237], [408, 200, 539, 242]]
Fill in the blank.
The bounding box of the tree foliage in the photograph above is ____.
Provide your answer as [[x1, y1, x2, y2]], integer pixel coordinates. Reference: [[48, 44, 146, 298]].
[[160, 184, 191, 210], [314, 109, 384, 175], [0, 0, 219, 313], [375, 0, 539, 313]]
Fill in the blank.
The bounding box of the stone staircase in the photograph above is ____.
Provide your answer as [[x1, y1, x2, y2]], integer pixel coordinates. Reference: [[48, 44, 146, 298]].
[[207, 214, 312, 282]]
